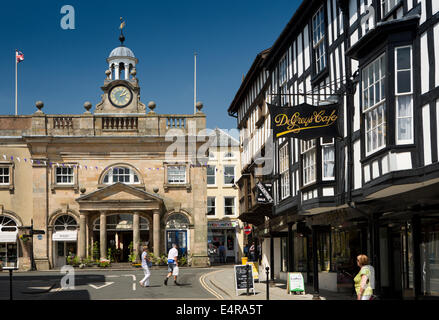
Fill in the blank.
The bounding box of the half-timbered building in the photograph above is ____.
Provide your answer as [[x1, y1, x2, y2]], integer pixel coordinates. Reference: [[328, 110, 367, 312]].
[[229, 0, 439, 299]]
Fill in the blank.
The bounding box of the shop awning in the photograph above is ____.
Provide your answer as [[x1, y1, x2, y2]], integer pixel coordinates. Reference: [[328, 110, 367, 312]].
[[52, 230, 77, 242], [0, 231, 18, 243]]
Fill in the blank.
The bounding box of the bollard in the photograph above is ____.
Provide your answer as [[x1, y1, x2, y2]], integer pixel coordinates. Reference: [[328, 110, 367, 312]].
[[265, 266, 270, 300], [246, 264, 250, 296], [9, 269, 13, 301]]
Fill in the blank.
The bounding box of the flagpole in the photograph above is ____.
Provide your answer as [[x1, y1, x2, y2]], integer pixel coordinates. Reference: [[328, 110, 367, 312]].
[[15, 50, 17, 116], [194, 52, 197, 114]]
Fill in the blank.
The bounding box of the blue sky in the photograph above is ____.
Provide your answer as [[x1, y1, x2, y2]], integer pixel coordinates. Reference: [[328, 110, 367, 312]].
[[0, 0, 300, 129]]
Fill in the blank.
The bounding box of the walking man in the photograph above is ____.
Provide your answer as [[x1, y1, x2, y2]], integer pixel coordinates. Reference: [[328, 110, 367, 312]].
[[139, 246, 151, 287], [164, 243, 180, 286]]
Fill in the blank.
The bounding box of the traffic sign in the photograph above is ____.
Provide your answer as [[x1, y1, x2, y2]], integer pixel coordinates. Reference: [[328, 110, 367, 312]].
[[244, 226, 252, 235]]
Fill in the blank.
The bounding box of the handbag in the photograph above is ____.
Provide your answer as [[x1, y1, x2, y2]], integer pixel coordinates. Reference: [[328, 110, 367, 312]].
[[147, 260, 152, 268], [172, 266, 179, 276]]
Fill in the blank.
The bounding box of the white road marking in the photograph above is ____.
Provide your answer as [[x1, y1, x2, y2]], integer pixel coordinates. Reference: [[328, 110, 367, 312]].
[[106, 275, 120, 278], [122, 274, 137, 291], [89, 282, 114, 290]]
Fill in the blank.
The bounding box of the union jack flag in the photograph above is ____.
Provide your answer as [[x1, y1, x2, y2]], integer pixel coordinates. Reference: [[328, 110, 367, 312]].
[[16, 50, 24, 63]]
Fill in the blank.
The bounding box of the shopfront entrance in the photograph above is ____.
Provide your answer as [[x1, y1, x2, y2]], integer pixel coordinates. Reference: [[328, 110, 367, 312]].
[[207, 221, 239, 264]]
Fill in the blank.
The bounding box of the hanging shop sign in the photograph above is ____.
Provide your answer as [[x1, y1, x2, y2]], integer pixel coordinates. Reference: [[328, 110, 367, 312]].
[[268, 102, 340, 140], [256, 182, 273, 204]]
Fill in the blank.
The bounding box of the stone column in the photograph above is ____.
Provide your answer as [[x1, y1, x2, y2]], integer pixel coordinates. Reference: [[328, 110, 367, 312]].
[[100, 212, 107, 260], [125, 63, 130, 80], [153, 210, 160, 257], [79, 213, 87, 259], [115, 65, 120, 80], [32, 158, 50, 270], [133, 213, 140, 262]]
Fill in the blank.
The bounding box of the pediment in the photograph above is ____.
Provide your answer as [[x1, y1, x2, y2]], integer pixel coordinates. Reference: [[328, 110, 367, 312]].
[[77, 183, 163, 203]]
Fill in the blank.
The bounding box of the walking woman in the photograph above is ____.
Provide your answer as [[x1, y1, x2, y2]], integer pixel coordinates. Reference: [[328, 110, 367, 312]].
[[139, 245, 151, 287], [354, 254, 375, 300]]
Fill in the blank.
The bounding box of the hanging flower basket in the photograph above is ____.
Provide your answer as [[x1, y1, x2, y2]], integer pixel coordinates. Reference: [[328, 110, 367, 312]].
[[19, 234, 30, 243]]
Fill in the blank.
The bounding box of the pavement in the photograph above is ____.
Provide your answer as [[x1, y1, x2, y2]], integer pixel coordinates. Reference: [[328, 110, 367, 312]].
[[1, 264, 355, 300], [202, 265, 355, 300]]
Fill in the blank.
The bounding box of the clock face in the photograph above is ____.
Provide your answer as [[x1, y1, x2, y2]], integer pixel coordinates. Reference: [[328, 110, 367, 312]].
[[109, 85, 133, 108]]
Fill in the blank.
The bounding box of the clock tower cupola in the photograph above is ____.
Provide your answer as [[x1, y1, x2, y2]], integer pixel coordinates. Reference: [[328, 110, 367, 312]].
[[95, 19, 146, 114]]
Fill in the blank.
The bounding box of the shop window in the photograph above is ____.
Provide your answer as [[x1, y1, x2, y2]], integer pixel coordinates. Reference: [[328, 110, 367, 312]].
[[207, 197, 216, 216], [0, 216, 18, 268], [293, 233, 308, 272], [420, 220, 439, 297], [395, 46, 413, 144], [401, 223, 414, 296], [363, 54, 386, 155], [317, 231, 331, 272], [330, 229, 351, 272], [281, 237, 288, 272]]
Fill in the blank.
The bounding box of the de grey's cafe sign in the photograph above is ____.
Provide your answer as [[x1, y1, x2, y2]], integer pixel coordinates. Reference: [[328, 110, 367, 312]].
[[268, 102, 340, 140]]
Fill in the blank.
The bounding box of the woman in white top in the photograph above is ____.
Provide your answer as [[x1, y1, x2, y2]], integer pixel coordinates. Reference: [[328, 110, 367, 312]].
[[139, 246, 151, 287]]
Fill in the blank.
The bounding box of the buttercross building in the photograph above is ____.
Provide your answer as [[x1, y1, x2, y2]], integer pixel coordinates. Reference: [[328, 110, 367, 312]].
[[0, 34, 209, 270]]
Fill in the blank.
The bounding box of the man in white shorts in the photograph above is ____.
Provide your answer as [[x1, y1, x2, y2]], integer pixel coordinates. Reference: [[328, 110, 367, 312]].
[[164, 243, 180, 286]]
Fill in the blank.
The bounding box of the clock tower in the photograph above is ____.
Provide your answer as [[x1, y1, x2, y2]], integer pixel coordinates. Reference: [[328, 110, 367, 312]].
[[95, 31, 146, 114]]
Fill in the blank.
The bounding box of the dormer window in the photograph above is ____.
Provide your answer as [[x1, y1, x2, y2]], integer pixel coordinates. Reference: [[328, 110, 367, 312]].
[[103, 167, 140, 184]]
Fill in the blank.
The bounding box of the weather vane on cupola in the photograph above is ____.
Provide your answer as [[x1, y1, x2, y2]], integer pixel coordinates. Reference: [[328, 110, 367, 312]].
[[119, 17, 126, 46]]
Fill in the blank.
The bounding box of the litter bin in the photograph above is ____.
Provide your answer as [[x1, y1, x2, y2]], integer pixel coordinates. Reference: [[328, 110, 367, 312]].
[[241, 257, 248, 265]]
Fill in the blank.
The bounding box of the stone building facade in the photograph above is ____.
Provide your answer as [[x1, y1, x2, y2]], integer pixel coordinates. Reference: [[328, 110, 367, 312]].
[[0, 41, 209, 270]]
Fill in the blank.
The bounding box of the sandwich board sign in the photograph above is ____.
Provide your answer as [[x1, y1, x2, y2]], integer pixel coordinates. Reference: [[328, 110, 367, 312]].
[[234, 264, 255, 296], [287, 272, 305, 295]]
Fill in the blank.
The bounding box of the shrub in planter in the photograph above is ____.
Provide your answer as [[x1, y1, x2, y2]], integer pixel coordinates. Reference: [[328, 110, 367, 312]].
[[99, 259, 110, 268]]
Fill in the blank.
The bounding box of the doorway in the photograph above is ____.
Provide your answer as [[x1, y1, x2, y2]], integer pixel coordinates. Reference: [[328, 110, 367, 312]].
[[54, 241, 77, 268]]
